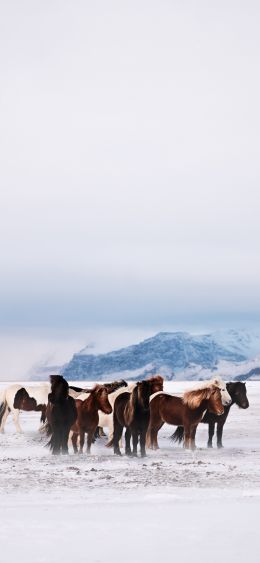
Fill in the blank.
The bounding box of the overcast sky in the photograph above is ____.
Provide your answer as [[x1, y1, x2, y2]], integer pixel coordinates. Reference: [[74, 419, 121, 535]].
[[0, 1, 260, 378]]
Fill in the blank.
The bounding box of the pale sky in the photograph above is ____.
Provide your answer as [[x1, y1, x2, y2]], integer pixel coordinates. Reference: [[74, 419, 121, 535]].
[[0, 1, 260, 378]]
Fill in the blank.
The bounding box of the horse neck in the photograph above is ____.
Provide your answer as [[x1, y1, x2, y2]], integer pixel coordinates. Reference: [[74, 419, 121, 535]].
[[192, 398, 210, 416], [84, 392, 99, 413], [226, 383, 236, 406]]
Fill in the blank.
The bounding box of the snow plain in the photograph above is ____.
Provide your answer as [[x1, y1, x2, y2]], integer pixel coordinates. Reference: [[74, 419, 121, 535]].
[[0, 380, 259, 563]]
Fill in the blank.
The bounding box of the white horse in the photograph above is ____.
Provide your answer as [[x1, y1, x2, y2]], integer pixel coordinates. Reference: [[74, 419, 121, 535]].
[[0, 383, 50, 433]]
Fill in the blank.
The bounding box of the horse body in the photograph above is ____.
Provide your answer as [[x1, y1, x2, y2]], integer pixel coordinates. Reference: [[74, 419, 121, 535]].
[[46, 375, 77, 455], [111, 376, 164, 457], [71, 385, 112, 454], [147, 379, 226, 450], [202, 382, 249, 448], [0, 383, 50, 433]]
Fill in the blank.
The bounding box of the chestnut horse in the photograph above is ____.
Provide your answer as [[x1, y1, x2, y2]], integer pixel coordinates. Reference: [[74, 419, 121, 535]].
[[71, 385, 112, 454], [46, 375, 77, 455], [147, 381, 227, 450], [108, 375, 164, 458]]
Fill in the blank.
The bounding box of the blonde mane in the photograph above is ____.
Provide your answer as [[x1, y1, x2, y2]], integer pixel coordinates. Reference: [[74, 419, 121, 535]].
[[183, 382, 218, 409]]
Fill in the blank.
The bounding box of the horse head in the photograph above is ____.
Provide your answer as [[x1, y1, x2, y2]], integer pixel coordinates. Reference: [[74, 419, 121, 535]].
[[94, 386, 112, 415], [227, 382, 249, 409], [211, 377, 231, 406], [49, 375, 69, 402], [207, 387, 224, 415], [147, 375, 164, 394]]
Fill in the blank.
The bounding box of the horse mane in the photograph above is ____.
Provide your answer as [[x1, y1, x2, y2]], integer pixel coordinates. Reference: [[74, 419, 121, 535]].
[[104, 380, 128, 394], [183, 383, 217, 409], [124, 386, 138, 426], [49, 375, 69, 402], [147, 375, 164, 386]]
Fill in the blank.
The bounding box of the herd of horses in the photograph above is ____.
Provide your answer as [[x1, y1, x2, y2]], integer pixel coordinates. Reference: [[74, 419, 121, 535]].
[[0, 375, 249, 456]]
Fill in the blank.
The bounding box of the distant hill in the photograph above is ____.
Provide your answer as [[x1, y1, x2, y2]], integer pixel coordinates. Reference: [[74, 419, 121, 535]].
[[56, 329, 260, 382]]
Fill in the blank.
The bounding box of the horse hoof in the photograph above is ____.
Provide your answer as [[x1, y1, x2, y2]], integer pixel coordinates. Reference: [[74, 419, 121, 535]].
[[217, 444, 223, 449], [207, 443, 213, 448]]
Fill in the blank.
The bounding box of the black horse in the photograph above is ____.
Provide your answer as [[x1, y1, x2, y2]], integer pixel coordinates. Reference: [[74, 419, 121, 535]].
[[203, 381, 249, 448], [108, 376, 164, 457], [171, 381, 249, 448], [46, 375, 77, 455]]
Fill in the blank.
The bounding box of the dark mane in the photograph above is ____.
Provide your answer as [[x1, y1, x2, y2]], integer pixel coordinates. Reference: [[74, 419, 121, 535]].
[[49, 375, 69, 403], [46, 375, 77, 454]]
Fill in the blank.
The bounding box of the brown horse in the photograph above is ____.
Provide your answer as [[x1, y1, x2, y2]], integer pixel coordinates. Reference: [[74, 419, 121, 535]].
[[147, 382, 224, 450], [109, 375, 164, 457], [71, 385, 112, 454]]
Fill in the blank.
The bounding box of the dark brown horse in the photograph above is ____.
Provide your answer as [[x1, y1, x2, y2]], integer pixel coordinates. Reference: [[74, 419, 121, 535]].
[[13, 387, 47, 423], [46, 375, 77, 455], [109, 375, 164, 457], [147, 382, 224, 450], [71, 385, 112, 454], [202, 381, 249, 448]]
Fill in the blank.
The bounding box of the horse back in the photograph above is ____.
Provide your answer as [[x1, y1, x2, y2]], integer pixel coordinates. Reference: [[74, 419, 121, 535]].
[[151, 394, 185, 426], [73, 397, 99, 433]]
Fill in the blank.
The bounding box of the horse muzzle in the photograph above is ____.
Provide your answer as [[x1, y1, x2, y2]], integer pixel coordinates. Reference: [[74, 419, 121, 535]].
[[241, 401, 249, 409]]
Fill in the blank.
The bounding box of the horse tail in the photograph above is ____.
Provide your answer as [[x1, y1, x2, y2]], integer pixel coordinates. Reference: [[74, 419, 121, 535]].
[[45, 433, 55, 452], [0, 389, 8, 430], [41, 421, 52, 435], [170, 426, 184, 443]]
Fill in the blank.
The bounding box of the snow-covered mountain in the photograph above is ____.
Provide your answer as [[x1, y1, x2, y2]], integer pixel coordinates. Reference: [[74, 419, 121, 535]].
[[59, 329, 260, 382]]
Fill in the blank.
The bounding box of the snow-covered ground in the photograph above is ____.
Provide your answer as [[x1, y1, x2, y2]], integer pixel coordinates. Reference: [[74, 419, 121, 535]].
[[0, 381, 259, 563]]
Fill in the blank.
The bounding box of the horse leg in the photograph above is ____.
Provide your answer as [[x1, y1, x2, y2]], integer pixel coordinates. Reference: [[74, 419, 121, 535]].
[[140, 427, 147, 457], [61, 426, 69, 454], [12, 409, 23, 433], [79, 431, 85, 454], [151, 421, 164, 450], [113, 417, 123, 456], [184, 425, 192, 449], [132, 430, 138, 457], [125, 427, 132, 456], [71, 432, 79, 453], [146, 422, 152, 449], [190, 426, 197, 450], [0, 406, 10, 433], [86, 431, 94, 454], [207, 422, 215, 448], [217, 422, 224, 448]]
